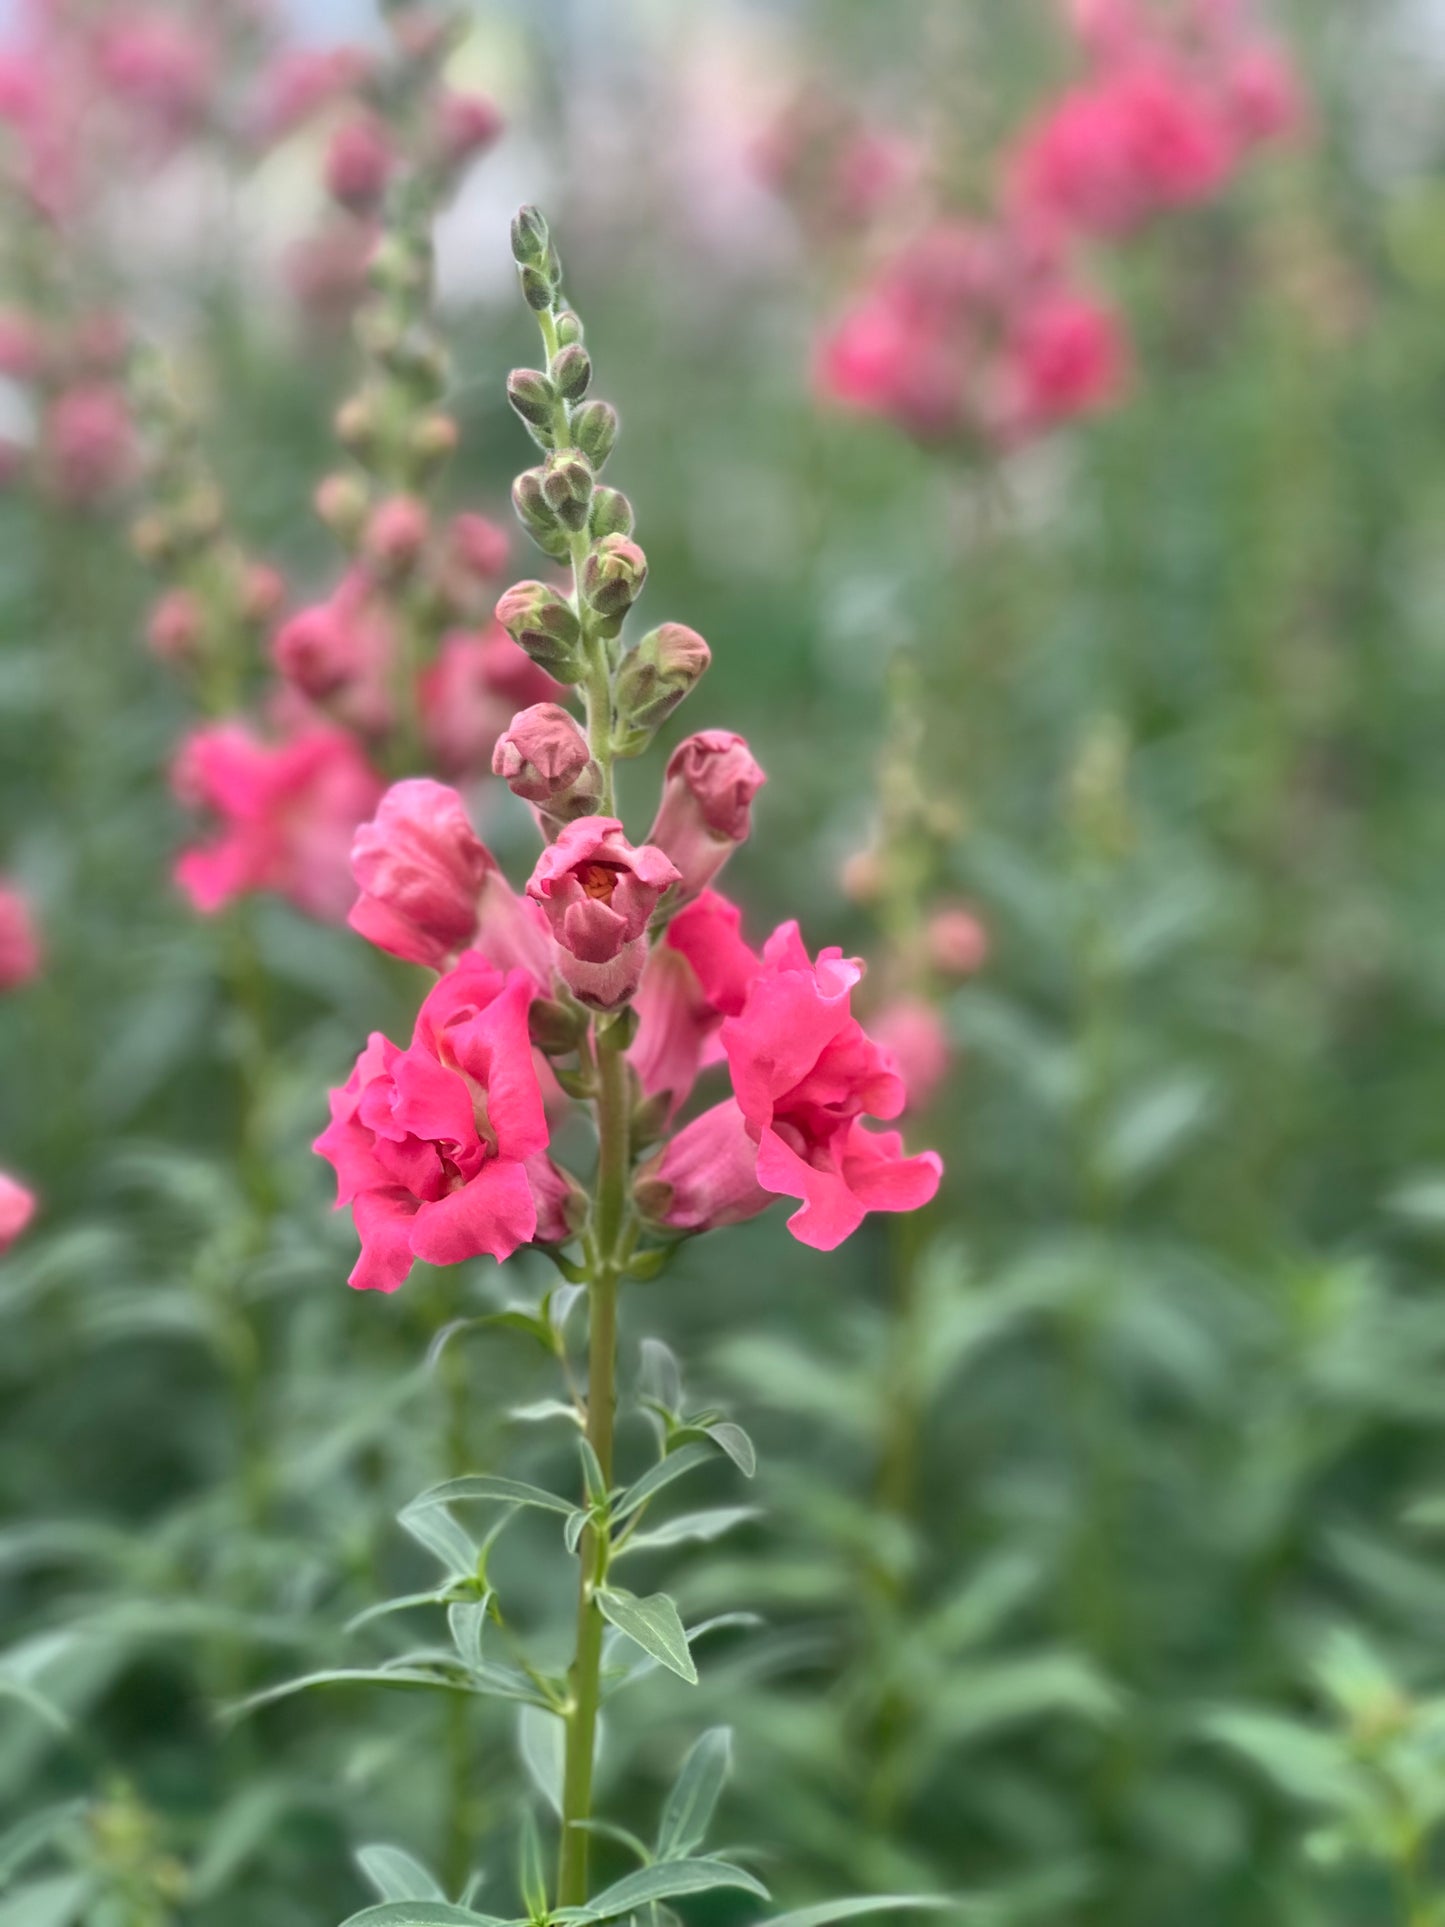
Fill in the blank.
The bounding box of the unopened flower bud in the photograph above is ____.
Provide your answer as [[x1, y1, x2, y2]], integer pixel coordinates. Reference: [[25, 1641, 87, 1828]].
[[647, 729, 765, 901], [335, 396, 376, 459], [614, 623, 711, 741], [315, 471, 369, 544], [130, 511, 176, 565], [589, 487, 634, 539], [409, 412, 459, 474], [840, 847, 882, 903], [147, 589, 202, 664], [572, 400, 618, 470], [507, 368, 556, 431], [364, 496, 429, 576], [554, 310, 584, 347], [494, 580, 584, 681], [529, 1155, 590, 1245], [512, 468, 571, 561], [510, 204, 550, 267], [541, 450, 594, 531], [492, 702, 602, 820], [241, 564, 287, 626], [582, 534, 647, 618], [529, 994, 590, 1056], [550, 342, 591, 402], [436, 90, 502, 170], [520, 265, 555, 312], [368, 232, 430, 298], [928, 905, 989, 977]]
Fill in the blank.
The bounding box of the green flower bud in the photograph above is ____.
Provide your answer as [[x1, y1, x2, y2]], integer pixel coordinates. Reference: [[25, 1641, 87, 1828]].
[[614, 622, 711, 743], [571, 400, 618, 470], [511, 468, 571, 561], [554, 309, 584, 347], [494, 580, 585, 681], [550, 342, 592, 402], [507, 368, 557, 430], [541, 450, 595, 532], [520, 264, 555, 312], [588, 486, 634, 539], [581, 534, 648, 619], [510, 204, 550, 266], [529, 994, 590, 1056]]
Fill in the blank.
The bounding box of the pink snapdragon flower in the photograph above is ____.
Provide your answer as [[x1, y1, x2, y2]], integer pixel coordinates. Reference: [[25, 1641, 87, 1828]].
[[435, 89, 503, 172], [349, 779, 493, 971], [272, 571, 394, 735], [421, 627, 563, 780], [1004, 289, 1128, 430], [928, 905, 990, 977], [630, 890, 760, 1114], [0, 1172, 36, 1254], [527, 819, 680, 1010], [635, 1099, 773, 1235], [324, 113, 395, 214], [720, 923, 942, 1249], [314, 954, 550, 1290], [172, 722, 383, 922], [97, 12, 215, 135], [43, 382, 135, 504], [647, 730, 766, 903], [252, 44, 372, 142], [0, 883, 41, 990]]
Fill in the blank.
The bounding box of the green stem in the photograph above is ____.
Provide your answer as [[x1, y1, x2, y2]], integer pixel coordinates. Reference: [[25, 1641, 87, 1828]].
[[557, 1025, 631, 1907]]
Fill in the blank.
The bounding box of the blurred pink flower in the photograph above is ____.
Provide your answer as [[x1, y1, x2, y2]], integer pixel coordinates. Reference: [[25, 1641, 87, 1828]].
[[349, 778, 494, 972], [0, 1172, 36, 1254], [324, 113, 395, 214], [0, 883, 42, 990], [44, 383, 135, 504], [871, 996, 952, 1112], [172, 722, 383, 922], [420, 626, 564, 781], [928, 905, 990, 976], [314, 955, 549, 1290]]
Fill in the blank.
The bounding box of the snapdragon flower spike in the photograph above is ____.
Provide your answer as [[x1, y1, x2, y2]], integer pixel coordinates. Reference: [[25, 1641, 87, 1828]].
[[0, 1172, 36, 1255], [0, 883, 42, 991], [527, 819, 681, 1011], [647, 730, 766, 905], [314, 954, 552, 1290]]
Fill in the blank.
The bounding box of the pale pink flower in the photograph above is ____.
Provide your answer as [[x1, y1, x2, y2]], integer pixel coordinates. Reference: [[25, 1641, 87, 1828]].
[[420, 627, 564, 781], [325, 113, 395, 214], [349, 779, 494, 972], [872, 996, 953, 1112], [0, 883, 42, 990], [647, 731, 766, 904], [44, 383, 135, 504], [928, 906, 990, 977], [527, 818, 681, 1011]]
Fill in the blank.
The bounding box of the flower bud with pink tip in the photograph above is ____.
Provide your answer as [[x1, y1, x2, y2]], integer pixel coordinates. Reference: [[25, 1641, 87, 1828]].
[[363, 496, 430, 578], [0, 1172, 36, 1254], [647, 730, 766, 905], [436, 90, 503, 172], [348, 778, 493, 971], [492, 703, 602, 823], [527, 818, 680, 1010], [614, 623, 711, 744], [872, 997, 952, 1112], [147, 589, 202, 665], [325, 114, 395, 215], [928, 905, 989, 976], [0, 883, 41, 990]]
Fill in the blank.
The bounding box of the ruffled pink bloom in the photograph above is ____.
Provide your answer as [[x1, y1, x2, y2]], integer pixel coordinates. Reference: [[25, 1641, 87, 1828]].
[[635, 1099, 773, 1234], [349, 779, 493, 971], [314, 955, 550, 1290], [44, 383, 135, 504], [0, 1172, 36, 1254], [172, 723, 383, 923], [0, 883, 42, 990], [647, 731, 766, 903], [721, 923, 942, 1249], [421, 627, 563, 780], [871, 997, 952, 1112], [630, 890, 761, 1113], [527, 819, 681, 1011]]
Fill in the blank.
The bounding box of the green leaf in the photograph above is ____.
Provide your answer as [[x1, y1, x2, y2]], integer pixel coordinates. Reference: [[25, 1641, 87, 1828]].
[[656, 1727, 731, 1858], [400, 1505, 481, 1580], [702, 1422, 756, 1479], [579, 1857, 768, 1919], [347, 1590, 457, 1634], [407, 1477, 578, 1519], [0, 1801, 87, 1886], [756, 1898, 956, 1927], [0, 1874, 92, 1927], [612, 1444, 718, 1523], [0, 1676, 70, 1733], [577, 1438, 610, 1507], [595, 1590, 697, 1684], [448, 1600, 491, 1675], [619, 1508, 760, 1556], [518, 1705, 566, 1818], [519, 1809, 547, 1921], [357, 1846, 447, 1905], [639, 1338, 682, 1413], [1200, 1709, 1357, 1807], [337, 1907, 511, 1927]]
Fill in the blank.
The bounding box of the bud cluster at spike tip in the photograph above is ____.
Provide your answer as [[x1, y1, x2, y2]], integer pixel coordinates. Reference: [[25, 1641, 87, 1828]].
[[308, 203, 943, 1292], [809, 0, 1304, 448]]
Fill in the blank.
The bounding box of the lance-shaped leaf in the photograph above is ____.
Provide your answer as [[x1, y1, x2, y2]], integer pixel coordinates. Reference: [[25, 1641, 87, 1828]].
[[656, 1727, 732, 1858], [356, 1846, 447, 1905], [755, 1898, 956, 1927], [406, 1476, 578, 1519], [337, 1905, 512, 1927], [0, 1873, 92, 1927], [612, 1444, 719, 1524], [574, 1857, 768, 1920], [595, 1589, 697, 1683], [619, 1508, 761, 1557]]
